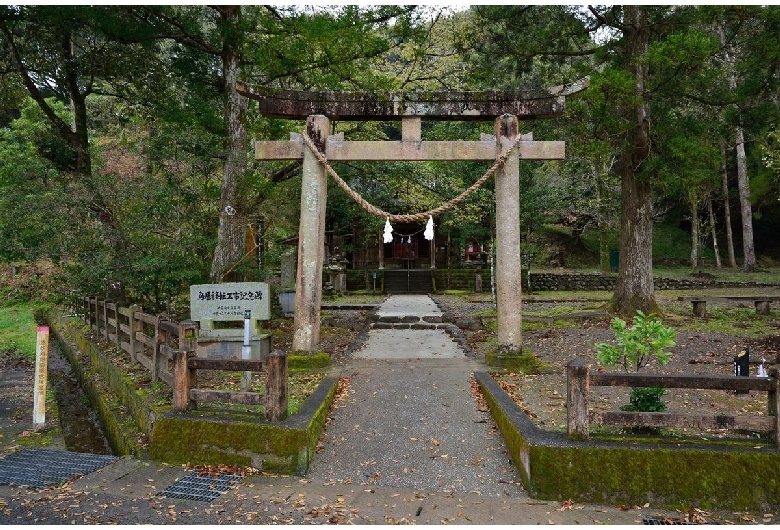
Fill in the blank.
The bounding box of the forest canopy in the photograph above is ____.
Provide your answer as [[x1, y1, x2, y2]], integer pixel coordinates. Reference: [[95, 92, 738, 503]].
[[1, 5, 778, 314]]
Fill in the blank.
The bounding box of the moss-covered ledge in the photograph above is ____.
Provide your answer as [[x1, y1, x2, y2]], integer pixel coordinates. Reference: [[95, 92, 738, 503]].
[[474, 371, 780, 512], [50, 313, 151, 457], [150, 375, 339, 474], [50, 311, 339, 474]]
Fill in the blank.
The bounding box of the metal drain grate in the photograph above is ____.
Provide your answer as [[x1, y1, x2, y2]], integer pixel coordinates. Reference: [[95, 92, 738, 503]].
[[0, 448, 118, 489], [643, 516, 714, 525], [158, 471, 243, 502]]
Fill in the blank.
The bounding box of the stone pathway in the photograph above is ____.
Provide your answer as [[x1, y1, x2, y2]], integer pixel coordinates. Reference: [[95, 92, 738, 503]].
[[306, 295, 524, 496]]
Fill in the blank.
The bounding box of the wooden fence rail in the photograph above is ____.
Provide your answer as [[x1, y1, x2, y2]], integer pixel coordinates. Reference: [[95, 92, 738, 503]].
[[79, 297, 287, 421], [173, 344, 288, 422], [566, 358, 780, 447]]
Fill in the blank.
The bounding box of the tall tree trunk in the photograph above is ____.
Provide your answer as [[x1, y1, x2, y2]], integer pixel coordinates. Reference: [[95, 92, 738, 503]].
[[719, 25, 756, 272], [689, 193, 700, 272], [594, 163, 610, 272], [735, 126, 757, 271], [611, 6, 659, 317], [210, 6, 248, 283], [62, 32, 92, 177], [708, 196, 722, 269], [720, 142, 737, 268]]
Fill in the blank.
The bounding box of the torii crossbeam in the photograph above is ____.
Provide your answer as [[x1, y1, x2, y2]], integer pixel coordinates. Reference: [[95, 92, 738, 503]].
[[238, 80, 587, 363]]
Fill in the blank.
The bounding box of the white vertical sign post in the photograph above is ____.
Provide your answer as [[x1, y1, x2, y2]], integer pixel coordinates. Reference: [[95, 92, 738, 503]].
[[32, 325, 50, 432], [241, 310, 252, 391]]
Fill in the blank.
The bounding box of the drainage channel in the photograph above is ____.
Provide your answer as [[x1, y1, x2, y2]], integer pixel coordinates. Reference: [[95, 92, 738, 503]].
[[48, 341, 114, 455]]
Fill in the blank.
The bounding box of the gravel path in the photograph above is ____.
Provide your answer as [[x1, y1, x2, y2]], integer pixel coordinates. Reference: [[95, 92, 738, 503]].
[[308, 358, 523, 496]]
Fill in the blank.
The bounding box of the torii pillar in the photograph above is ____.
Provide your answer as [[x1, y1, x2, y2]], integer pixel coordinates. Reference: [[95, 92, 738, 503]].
[[293, 115, 329, 350], [494, 115, 524, 357], [238, 80, 588, 359]]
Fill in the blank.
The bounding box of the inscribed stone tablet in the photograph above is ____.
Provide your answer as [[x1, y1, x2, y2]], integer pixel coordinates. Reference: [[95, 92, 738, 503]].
[[190, 282, 270, 321]]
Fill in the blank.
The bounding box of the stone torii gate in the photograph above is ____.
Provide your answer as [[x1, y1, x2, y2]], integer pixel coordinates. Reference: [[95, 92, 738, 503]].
[[237, 80, 587, 365]]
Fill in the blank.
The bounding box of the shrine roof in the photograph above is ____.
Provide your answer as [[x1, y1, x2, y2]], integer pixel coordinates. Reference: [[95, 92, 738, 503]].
[[236, 78, 588, 121]]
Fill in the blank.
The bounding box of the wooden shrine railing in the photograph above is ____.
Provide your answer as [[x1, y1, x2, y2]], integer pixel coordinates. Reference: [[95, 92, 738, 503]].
[[79, 297, 287, 421], [566, 358, 780, 447]]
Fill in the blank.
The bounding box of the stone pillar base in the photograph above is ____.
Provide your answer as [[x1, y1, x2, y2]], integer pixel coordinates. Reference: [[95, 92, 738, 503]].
[[485, 347, 542, 372]]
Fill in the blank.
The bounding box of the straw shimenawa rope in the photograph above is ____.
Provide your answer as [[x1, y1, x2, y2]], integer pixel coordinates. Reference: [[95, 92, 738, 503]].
[[301, 131, 526, 223]]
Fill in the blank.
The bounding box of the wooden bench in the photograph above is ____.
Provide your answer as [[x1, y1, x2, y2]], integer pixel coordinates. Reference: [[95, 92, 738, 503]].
[[678, 295, 780, 317]]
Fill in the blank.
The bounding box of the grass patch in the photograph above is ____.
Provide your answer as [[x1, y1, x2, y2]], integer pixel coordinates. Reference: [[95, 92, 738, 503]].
[[654, 266, 780, 284], [328, 292, 384, 304], [443, 289, 471, 296], [671, 307, 780, 338], [527, 291, 612, 302], [0, 304, 38, 360], [523, 319, 582, 331]]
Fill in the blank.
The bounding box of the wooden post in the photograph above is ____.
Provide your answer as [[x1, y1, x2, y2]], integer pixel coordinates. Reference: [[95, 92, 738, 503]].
[[110, 303, 120, 349], [494, 115, 524, 355], [94, 299, 101, 333], [179, 319, 198, 351], [755, 300, 770, 316], [265, 349, 288, 422], [32, 326, 50, 432], [128, 304, 142, 364], [567, 358, 590, 441], [174, 319, 198, 412], [153, 314, 169, 382], [173, 349, 196, 412], [90, 297, 97, 331], [102, 300, 110, 341], [292, 115, 329, 352], [769, 369, 780, 449], [692, 300, 706, 317]]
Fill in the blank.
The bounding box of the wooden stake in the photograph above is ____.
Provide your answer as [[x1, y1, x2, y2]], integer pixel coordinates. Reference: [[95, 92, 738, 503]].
[[32, 326, 50, 432]]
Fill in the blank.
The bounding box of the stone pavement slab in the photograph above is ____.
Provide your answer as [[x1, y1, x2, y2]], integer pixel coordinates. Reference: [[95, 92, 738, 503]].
[[352, 329, 464, 359], [376, 294, 442, 318]]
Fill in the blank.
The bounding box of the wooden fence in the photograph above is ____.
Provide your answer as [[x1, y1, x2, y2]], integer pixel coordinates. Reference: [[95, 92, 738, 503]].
[[173, 349, 287, 421], [80, 297, 287, 421], [566, 358, 780, 447]]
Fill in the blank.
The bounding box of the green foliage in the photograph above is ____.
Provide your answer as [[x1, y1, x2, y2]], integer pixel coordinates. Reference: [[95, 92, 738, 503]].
[[620, 387, 668, 413], [595, 311, 677, 373], [596, 311, 676, 413], [0, 305, 37, 360]]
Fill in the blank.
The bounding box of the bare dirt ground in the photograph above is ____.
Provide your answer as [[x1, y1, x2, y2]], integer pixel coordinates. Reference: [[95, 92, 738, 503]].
[[434, 292, 780, 442]]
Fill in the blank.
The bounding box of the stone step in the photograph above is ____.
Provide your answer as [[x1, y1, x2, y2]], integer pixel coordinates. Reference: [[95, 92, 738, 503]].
[[371, 314, 448, 324], [369, 321, 453, 330]]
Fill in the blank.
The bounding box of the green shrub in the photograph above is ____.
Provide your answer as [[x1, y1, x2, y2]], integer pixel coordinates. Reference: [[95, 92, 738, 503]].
[[596, 310, 676, 413], [620, 387, 668, 413], [595, 310, 676, 372]]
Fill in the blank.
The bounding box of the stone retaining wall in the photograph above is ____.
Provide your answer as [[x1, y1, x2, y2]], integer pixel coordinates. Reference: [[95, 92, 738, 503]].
[[527, 271, 780, 291], [348, 268, 780, 292]]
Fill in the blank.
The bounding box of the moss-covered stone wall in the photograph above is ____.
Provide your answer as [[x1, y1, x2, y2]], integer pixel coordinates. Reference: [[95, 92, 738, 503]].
[[51, 315, 150, 457], [49, 312, 339, 474], [475, 371, 780, 512], [150, 375, 338, 474]]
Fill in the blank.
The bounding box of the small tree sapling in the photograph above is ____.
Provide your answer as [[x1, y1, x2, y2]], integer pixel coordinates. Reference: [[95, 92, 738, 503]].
[[595, 310, 677, 412]]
